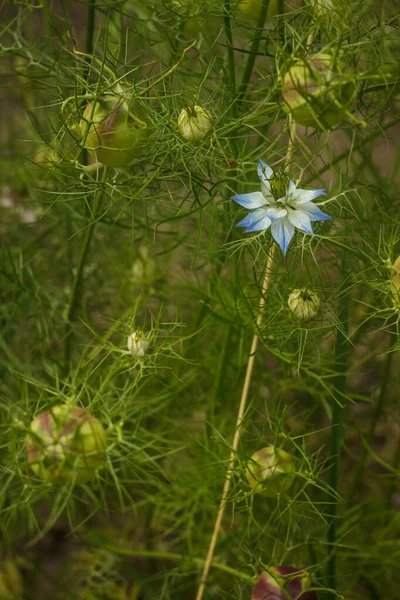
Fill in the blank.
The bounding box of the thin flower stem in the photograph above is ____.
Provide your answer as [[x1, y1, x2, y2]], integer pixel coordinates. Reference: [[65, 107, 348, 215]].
[[64, 173, 108, 366], [195, 120, 297, 600], [97, 543, 254, 583], [237, 0, 270, 107], [195, 246, 276, 600], [223, 0, 237, 120], [81, 0, 96, 165], [85, 0, 96, 59]]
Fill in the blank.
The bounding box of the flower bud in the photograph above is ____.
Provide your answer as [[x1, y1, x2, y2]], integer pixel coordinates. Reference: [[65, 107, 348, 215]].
[[80, 94, 149, 167], [252, 566, 317, 600], [178, 105, 213, 143], [390, 255, 400, 308], [127, 330, 150, 358], [281, 53, 357, 129], [0, 561, 23, 600], [288, 288, 320, 321], [246, 446, 295, 496], [26, 404, 107, 485]]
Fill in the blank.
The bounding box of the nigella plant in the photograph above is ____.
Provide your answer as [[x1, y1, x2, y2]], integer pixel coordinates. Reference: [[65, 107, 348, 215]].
[[233, 160, 332, 254]]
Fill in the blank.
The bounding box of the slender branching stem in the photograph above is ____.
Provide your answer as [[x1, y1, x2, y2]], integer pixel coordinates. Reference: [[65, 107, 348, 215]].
[[195, 120, 297, 600], [64, 173, 108, 365], [99, 543, 254, 583], [223, 0, 237, 120], [195, 247, 276, 600], [237, 0, 270, 107], [85, 0, 96, 59]]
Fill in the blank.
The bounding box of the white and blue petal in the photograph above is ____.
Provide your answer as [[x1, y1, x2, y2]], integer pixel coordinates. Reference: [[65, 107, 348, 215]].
[[270, 218, 295, 255], [291, 188, 326, 205], [298, 201, 332, 222], [266, 206, 287, 220], [236, 208, 271, 233], [286, 179, 297, 196], [232, 191, 267, 209], [286, 207, 314, 234], [258, 159, 273, 181], [258, 160, 274, 198]]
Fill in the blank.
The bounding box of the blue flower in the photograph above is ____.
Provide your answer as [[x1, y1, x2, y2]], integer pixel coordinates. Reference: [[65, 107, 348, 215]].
[[233, 160, 332, 255]]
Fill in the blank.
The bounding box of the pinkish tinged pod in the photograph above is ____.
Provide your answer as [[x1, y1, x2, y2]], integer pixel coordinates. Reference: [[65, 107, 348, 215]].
[[26, 404, 106, 485], [80, 94, 149, 167], [252, 566, 318, 600]]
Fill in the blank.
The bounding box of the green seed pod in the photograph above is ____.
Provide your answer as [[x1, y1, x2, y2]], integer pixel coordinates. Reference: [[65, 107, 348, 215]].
[[390, 255, 400, 308], [246, 446, 295, 496], [0, 561, 23, 600], [178, 105, 213, 142], [80, 95, 149, 167], [281, 53, 357, 129], [26, 404, 107, 485], [269, 169, 291, 200], [288, 288, 320, 320]]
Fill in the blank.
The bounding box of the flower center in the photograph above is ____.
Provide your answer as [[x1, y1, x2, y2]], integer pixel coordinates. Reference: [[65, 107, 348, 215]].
[[300, 290, 313, 301], [269, 170, 291, 201]]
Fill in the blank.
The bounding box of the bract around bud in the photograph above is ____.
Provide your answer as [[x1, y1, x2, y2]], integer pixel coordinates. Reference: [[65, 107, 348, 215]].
[[26, 404, 107, 485], [178, 105, 213, 143], [281, 52, 357, 130], [80, 94, 149, 167], [288, 288, 320, 320], [246, 446, 295, 496], [252, 566, 318, 600]]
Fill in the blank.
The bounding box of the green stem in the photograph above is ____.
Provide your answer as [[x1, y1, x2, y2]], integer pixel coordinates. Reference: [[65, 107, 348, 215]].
[[326, 251, 351, 598], [98, 543, 254, 583], [223, 0, 237, 119], [64, 178, 107, 365], [80, 0, 96, 165], [85, 0, 96, 58], [347, 344, 393, 503], [237, 0, 270, 107]]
